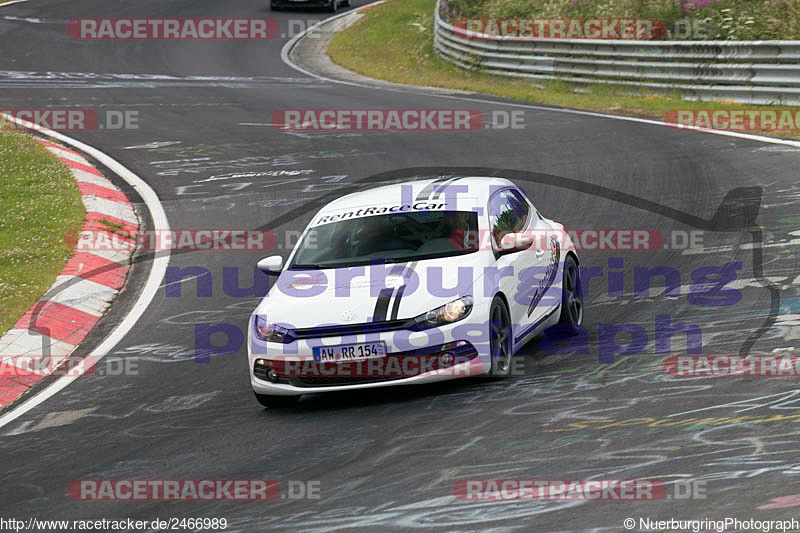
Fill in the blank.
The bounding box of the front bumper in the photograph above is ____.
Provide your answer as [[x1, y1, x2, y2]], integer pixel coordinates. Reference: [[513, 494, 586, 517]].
[[248, 308, 491, 396]]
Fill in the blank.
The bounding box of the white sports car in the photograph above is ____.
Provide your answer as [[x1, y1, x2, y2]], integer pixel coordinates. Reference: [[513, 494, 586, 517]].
[[248, 176, 582, 406]]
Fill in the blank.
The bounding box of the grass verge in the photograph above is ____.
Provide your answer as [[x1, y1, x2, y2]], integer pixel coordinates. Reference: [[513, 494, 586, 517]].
[[0, 130, 86, 335], [328, 0, 800, 140]]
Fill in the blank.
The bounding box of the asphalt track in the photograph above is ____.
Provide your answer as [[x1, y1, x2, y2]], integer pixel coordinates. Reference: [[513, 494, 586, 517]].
[[1, 0, 800, 530]]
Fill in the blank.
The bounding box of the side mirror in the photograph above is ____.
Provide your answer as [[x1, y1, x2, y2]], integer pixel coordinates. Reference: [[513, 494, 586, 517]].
[[497, 232, 532, 256], [257, 255, 284, 275]]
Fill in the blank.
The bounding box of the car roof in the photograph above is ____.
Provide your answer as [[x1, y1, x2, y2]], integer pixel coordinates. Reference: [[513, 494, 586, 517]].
[[322, 176, 517, 212]]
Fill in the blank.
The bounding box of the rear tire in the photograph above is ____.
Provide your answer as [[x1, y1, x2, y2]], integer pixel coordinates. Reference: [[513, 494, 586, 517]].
[[558, 255, 583, 332], [489, 297, 512, 376], [254, 393, 300, 408]]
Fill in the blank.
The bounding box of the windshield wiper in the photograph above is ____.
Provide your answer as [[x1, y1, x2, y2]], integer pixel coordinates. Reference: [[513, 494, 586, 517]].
[[290, 259, 405, 269], [289, 263, 330, 270]]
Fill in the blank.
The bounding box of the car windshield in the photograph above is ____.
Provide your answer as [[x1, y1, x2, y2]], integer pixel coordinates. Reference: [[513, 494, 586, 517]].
[[290, 211, 479, 269]]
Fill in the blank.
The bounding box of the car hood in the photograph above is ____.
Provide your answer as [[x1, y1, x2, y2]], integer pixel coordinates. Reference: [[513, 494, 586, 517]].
[[253, 253, 492, 329]]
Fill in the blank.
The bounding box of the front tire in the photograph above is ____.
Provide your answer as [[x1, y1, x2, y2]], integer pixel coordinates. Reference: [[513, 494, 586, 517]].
[[326, 0, 338, 13], [489, 297, 512, 376], [558, 255, 583, 332], [254, 393, 300, 408]]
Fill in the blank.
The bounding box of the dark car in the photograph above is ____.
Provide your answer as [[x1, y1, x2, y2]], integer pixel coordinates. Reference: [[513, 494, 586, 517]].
[[271, 0, 349, 13]]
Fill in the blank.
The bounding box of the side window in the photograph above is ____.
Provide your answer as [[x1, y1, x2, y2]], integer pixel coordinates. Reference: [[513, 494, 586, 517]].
[[488, 189, 529, 243], [512, 187, 542, 221], [507, 189, 530, 229]]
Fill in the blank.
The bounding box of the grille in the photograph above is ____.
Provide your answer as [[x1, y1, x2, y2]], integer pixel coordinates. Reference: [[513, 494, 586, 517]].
[[290, 375, 407, 387], [253, 364, 269, 380], [291, 319, 411, 340], [287, 343, 479, 388]]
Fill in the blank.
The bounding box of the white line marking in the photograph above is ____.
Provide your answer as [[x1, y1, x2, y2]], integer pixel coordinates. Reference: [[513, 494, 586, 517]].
[[0, 0, 34, 7], [0, 112, 171, 429], [159, 272, 209, 290], [123, 141, 181, 150], [2, 15, 44, 23], [280, 5, 800, 149]]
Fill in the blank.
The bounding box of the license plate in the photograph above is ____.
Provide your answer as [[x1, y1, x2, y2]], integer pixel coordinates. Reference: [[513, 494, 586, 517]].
[[313, 342, 387, 363]]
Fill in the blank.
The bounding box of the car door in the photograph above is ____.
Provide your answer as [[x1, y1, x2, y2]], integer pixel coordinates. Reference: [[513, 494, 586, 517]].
[[487, 188, 547, 336], [524, 199, 562, 326]]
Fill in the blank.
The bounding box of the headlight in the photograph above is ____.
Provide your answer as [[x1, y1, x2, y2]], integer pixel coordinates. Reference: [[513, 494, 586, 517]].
[[254, 315, 291, 343], [414, 296, 473, 329]]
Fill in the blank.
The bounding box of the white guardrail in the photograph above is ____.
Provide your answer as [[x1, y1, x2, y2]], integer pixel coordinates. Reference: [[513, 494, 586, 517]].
[[433, 0, 800, 105]]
